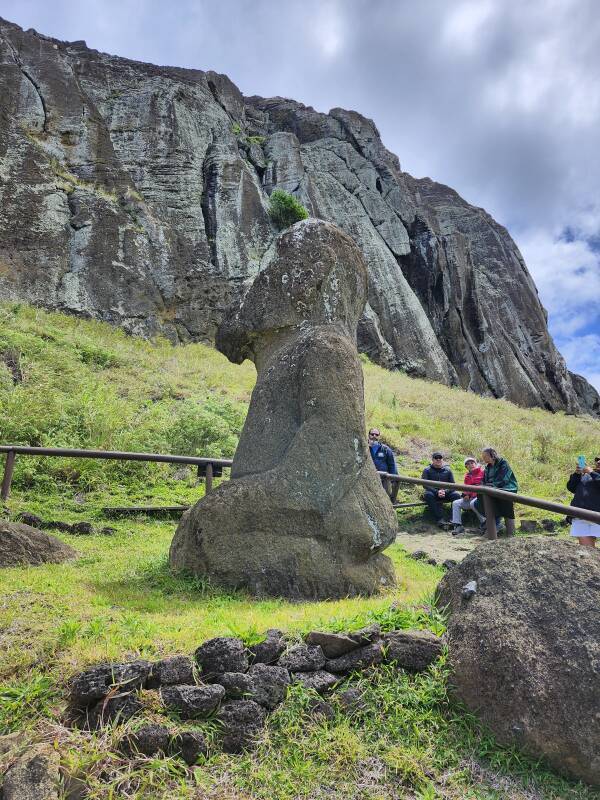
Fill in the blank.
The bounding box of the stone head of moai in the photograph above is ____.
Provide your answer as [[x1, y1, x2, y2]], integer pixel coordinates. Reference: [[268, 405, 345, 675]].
[[216, 218, 368, 366]]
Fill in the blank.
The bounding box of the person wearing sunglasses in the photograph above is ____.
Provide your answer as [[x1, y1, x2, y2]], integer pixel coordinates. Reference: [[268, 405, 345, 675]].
[[368, 428, 397, 498]]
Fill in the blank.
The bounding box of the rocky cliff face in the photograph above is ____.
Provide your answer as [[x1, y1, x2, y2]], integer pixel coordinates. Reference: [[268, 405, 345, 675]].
[[1, 18, 597, 415]]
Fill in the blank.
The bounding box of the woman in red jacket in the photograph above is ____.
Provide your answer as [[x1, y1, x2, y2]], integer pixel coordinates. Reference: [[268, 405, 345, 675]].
[[451, 457, 485, 534]]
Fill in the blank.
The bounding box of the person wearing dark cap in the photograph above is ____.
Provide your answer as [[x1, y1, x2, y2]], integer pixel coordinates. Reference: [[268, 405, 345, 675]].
[[421, 452, 461, 528]]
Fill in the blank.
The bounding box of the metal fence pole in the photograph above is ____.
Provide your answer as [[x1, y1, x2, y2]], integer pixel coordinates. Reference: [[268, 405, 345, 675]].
[[1, 450, 16, 502]]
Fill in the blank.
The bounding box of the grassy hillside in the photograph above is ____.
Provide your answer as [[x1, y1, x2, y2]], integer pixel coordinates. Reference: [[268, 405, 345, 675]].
[[1, 303, 599, 800], [1, 301, 598, 520]]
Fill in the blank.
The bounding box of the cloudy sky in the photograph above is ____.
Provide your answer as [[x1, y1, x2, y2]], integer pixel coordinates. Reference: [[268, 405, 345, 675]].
[[2, 0, 599, 389]]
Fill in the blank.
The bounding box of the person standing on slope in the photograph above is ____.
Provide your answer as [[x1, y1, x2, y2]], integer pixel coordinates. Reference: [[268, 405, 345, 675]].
[[368, 428, 398, 498], [567, 457, 600, 547]]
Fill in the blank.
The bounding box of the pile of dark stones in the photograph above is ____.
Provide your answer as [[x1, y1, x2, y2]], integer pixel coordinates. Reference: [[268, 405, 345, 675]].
[[17, 512, 115, 535], [67, 625, 443, 761]]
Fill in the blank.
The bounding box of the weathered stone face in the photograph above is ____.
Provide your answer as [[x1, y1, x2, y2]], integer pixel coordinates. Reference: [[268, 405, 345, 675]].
[[170, 220, 398, 598], [0, 18, 597, 414]]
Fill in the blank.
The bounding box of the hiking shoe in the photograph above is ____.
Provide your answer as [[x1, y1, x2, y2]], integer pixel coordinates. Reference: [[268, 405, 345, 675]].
[[437, 520, 448, 529], [451, 524, 465, 536]]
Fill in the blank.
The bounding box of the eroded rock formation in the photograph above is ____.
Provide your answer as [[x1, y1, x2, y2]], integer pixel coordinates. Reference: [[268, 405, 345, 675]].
[[170, 220, 397, 598], [0, 18, 597, 414], [437, 538, 600, 787]]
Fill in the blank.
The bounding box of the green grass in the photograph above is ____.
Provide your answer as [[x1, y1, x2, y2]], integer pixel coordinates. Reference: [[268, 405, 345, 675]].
[[1, 303, 599, 798]]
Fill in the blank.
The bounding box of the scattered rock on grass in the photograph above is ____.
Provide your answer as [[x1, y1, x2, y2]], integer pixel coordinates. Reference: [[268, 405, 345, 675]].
[[86, 693, 143, 729], [347, 624, 381, 645], [218, 700, 266, 754], [383, 630, 444, 671], [217, 671, 256, 700], [16, 512, 43, 529], [291, 670, 339, 694], [336, 687, 367, 716], [194, 637, 248, 680], [70, 522, 93, 535], [247, 664, 290, 709], [442, 559, 457, 570], [248, 629, 285, 665], [147, 656, 195, 689], [410, 550, 428, 561], [519, 520, 539, 532], [0, 522, 78, 568], [70, 661, 151, 706], [170, 730, 208, 765], [326, 641, 384, 674], [307, 698, 335, 721], [305, 630, 358, 658], [278, 644, 325, 672], [1, 743, 60, 800], [160, 684, 225, 719], [120, 724, 170, 757]]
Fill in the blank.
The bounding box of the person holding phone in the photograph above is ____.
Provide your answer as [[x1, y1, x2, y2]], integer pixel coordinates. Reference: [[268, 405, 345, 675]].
[[567, 456, 600, 547]]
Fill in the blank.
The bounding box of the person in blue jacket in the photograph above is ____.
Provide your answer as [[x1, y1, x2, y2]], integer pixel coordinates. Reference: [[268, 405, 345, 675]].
[[368, 428, 397, 498]]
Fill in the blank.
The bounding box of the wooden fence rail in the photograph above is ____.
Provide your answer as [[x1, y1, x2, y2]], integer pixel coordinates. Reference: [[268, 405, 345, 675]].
[[2, 446, 599, 542]]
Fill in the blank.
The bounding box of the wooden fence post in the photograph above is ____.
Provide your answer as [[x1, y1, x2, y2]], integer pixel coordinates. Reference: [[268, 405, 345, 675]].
[[1, 450, 16, 502], [205, 462, 214, 494], [483, 494, 497, 540]]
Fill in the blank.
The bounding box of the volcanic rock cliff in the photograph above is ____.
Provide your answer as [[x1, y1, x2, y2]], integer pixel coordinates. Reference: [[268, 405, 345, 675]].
[[0, 18, 597, 414]]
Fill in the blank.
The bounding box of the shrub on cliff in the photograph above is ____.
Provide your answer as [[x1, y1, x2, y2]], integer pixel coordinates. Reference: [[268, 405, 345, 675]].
[[268, 189, 308, 229]]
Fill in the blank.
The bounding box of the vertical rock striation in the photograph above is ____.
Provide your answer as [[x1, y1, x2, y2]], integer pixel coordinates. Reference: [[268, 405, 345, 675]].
[[0, 18, 597, 414]]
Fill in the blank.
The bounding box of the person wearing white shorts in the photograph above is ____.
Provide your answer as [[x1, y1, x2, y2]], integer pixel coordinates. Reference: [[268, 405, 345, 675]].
[[567, 456, 600, 547]]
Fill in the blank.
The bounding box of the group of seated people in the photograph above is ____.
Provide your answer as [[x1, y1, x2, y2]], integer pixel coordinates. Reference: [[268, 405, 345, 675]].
[[368, 429, 600, 546], [421, 448, 517, 535]]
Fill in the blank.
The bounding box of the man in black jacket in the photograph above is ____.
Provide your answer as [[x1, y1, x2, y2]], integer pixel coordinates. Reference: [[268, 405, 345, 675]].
[[422, 452, 461, 528], [567, 458, 600, 547]]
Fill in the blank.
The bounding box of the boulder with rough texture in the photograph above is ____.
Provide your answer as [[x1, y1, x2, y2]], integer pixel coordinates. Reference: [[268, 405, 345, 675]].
[[169, 730, 209, 765], [383, 630, 444, 671], [160, 684, 225, 719], [120, 724, 170, 757], [291, 670, 339, 694], [69, 660, 151, 706], [1, 18, 597, 415], [436, 538, 600, 787], [217, 671, 256, 700], [170, 220, 398, 599], [0, 522, 77, 567], [147, 655, 195, 688], [325, 641, 385, 675], [85, 692, 143, 729], [218, 700, 267, 753], [278, 644, 326, 673], [305, 631, 359, 658], [248, 629, 286, 665], [194, 637, 248, 680], [1, 743, 60, 800], [247, 664, 290, 709]]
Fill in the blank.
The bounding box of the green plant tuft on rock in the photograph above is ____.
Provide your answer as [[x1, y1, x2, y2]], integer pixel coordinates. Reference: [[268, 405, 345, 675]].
[[268, 189, 309, 229]]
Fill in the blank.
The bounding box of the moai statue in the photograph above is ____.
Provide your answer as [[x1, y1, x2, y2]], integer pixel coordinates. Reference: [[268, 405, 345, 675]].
[[170, 219, 397, 598]]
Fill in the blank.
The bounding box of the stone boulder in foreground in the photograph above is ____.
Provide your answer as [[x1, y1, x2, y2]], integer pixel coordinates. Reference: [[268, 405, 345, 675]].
[[436, 538, 600, 786], [170, 219, 397, 598], [0, 521, 77, 567]]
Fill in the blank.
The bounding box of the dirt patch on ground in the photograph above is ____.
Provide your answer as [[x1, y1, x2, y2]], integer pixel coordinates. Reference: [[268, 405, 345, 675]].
[[396, 524, 483, 564]]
